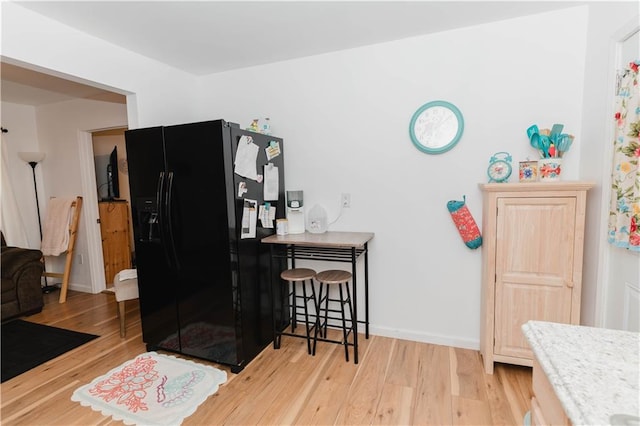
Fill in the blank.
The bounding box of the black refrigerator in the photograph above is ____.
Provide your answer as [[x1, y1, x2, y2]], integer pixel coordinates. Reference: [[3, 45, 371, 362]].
[[125, 119, 286, 372]]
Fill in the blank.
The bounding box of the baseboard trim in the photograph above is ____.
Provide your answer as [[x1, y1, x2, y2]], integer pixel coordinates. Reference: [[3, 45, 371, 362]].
[[367, 324, 480, 350]]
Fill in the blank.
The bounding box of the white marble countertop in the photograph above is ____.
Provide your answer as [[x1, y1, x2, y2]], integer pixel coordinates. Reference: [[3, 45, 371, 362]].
[[522, 321, 639, 426]]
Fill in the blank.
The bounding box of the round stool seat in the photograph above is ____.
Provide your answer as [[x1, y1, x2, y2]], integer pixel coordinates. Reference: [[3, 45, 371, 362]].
[[315, 269, 352, 284], [281, 268, 316, 281]]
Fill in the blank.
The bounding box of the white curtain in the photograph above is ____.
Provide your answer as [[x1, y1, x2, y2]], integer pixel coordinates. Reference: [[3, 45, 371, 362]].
[[0, 133, 29, 247]]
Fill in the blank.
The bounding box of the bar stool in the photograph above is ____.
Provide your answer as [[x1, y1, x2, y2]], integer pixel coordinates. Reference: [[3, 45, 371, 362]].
[[274, 267, 317, 354], [313, 269, 354, 361]]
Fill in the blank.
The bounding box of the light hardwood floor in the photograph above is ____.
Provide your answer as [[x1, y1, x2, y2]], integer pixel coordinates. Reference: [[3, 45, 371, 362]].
[[1, 290, 533, 425]]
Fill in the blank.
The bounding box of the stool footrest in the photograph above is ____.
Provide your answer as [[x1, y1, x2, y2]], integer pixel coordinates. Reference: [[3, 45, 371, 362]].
[[315, 334, 354, 346]]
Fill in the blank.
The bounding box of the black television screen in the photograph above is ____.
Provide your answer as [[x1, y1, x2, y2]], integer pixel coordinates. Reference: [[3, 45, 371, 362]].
[[107, 146, 120, 200]]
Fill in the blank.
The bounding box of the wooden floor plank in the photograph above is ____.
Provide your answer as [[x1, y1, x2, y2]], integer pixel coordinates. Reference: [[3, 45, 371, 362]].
[[334, 335, 394, 425], [498, 364, 533, 424], [372, 383, 414, 425], [452, 396, 493, 426], [294, 379, 350, 425], [413, 343, 453, 425], [483, 364, 518, 426], [191, 342, 302, 424], [0, 291, 533, 425], [450, 347, 488, 401], [385, 338, 420, 388], [294, 331, 370, 425]]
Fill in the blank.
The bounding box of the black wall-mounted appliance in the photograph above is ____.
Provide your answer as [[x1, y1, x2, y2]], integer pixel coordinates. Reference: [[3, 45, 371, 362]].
[[106, 145, 120, 200]]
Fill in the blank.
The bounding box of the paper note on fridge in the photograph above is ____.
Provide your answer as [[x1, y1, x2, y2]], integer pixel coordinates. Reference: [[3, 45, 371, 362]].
[[234, 135, 259, 180], [241, 199, 257, 239], [258, 203, 276, 228], [263, 163, 279, 201]]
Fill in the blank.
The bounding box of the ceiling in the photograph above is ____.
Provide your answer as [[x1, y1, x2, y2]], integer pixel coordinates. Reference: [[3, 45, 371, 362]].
[[2, 1, 587, 106]]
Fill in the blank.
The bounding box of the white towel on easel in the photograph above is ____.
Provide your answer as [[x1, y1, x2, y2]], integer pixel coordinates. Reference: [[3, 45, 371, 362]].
[[41, 197, 75, 256]]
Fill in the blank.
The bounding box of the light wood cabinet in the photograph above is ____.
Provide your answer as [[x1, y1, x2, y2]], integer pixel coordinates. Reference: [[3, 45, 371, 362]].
[[99, 201, 132, 284], [479, 182, 593, 374]]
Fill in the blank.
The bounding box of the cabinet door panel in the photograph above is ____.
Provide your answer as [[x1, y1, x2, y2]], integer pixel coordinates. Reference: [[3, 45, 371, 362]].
[[494, 197, 575, 359], [496, 281, 571, 358], [99, 202, 132, 284]]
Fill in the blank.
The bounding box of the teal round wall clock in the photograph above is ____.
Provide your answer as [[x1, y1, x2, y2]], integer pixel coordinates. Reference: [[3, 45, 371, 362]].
[[409, 100, 464, 154]]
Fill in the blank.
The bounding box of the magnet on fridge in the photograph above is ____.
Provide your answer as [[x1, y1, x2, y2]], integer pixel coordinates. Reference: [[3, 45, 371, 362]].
[[238, 182, 248, 197], [265, 141, 281, 160]]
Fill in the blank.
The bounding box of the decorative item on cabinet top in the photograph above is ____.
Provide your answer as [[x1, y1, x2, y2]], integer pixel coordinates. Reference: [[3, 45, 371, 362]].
[[538, 157, 563, 181], [527, 123, 574, 182], [246, 118, 271, 135], [527, 123, 574, 159], [487, 152, 512, 183], [519, 160, 537, 182]]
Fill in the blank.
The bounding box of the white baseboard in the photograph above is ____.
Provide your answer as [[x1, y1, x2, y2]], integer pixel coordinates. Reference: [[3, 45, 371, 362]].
[[365, 324, 480, 350], [67, 282, 94, 294]]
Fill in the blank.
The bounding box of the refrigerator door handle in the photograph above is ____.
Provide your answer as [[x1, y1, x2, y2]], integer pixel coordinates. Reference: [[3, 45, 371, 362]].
[[156, 171, 165, 228], [157, 172, 174, 269], [166, 171, 181, 270]]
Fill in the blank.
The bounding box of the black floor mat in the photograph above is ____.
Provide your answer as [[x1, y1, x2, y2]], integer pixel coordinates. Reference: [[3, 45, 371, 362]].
[[1, 319, 98, 383]]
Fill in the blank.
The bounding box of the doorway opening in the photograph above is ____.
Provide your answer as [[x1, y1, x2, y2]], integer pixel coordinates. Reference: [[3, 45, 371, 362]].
[[92, 128, 134, 287]]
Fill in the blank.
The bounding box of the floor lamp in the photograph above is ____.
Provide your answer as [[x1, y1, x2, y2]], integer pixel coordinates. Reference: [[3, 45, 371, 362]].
[[17, 151, 56, 293]]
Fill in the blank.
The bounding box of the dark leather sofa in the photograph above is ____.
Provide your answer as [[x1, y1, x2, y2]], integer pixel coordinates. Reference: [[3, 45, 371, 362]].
[[1, 233, 44, 321]]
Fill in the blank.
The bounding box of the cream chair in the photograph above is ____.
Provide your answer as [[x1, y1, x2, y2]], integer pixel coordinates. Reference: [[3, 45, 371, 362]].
[[112, 270, 139, 337]]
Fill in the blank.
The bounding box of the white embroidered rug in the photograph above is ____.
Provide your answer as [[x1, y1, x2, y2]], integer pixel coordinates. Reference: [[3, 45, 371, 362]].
[[71, 352, 227, 426]]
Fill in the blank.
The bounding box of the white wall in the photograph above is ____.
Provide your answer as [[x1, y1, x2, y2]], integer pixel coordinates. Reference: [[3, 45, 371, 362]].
[[0, 102, 43, 248], [606, 248, 640, 330], [1, 2, 200, 128], [32, 99, 128, 292], [1, 2, 202, 293], [198, 7, 590, 347], [2, 2, 637, 348], [1, 100, 129, 293]]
